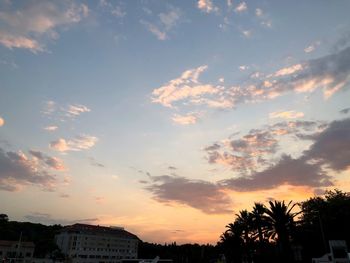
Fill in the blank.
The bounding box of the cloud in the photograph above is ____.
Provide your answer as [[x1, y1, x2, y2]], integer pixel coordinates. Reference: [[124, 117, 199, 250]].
[[0, 147, 58, 192], [43, 100, 56, 115], [95, 196, 105, 204], [205, 129, 278, 172], [65, 104, 91, 117], [0, 0, 89, 52], [205, 120, 324, 172], [255, 8, 263, 17], [208, 118, 350, 192], [29, 150, 65, 171], [99, 0, 125, 18], [50, 135, 98, 152], [0, 117, 4, 127], [340, 107, 350, 114], [235, 2, 247, 13], [241, 29, 252, 38], [151, 46, 350, 120], [304, 118, 350, 171], [239, 65, 249, 71], [59, 193, 70, 198], [255, 8, 272, 28], [43, 125, 58, 131], [141, 7, 181, 41], [24, 212, 98, 225], [220, 155, 333, 191], [88, 157, 105, 168], [140, 20, 166, 40], [172, 112, 200, 125], [42, 101, 91, 120], [304, 41, 321, 53], [269, 110, 304, 119], [151, 65, 221, 108], [159, 8, 181, 30], [274, 64, 304, 77], [144, 175, 232, 214], [231, 46, 350, 104], [197, 0, 218, 13]]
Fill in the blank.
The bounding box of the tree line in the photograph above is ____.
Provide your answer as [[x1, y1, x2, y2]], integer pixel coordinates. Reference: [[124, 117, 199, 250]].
[[1, 189, 350, 263], [217, 189, 350, 263]]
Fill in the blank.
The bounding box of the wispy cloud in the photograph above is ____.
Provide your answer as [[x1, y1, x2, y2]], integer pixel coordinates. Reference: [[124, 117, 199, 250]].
[[50, 135, 98, 152], [65, 104, 91, 117], [273, 63, 304, 77], [241, 29, 252, 38], [99, 0, 126, 18], [151, 65, 221, 108], [239, 65, 249, 71], [255, 8, 263, 17], [0, 1, 89, 52], [43, 101, 56, 115], [43, 101, 91, 120], [269, 110, 304, 119], [140, 20, 166, 40], [235, 2, 247, 13], [141, 6, 181, 41], [43, 125, 58, 131], [151, 46, 350, 122], [172, 112, 201, 125], [88, 157, 105, 168], [197, 0, 218, 14], [255, 8, 272, 28], [304, 41, 321, 53]]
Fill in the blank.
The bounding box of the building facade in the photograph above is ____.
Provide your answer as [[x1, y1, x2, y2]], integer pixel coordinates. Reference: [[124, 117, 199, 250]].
[[55, 224, 139, 263], [0, 240, 35, 263]]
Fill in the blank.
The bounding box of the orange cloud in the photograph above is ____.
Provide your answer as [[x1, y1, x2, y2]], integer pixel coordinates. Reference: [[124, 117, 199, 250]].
[[269, 110, 304, 119], [274, 63, 303, 77], [50, 135, 98, 152], [172, 113, 200, 125]]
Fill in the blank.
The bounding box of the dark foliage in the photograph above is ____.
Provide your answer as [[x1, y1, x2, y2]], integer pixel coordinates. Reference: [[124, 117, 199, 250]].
[[0, 215, 62, 258], [218, 189, 350, 263]]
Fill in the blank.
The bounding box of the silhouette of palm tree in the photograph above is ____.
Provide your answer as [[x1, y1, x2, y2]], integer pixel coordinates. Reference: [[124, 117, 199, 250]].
[[265, 200, 299, 262], [251, 203, 268, 244]]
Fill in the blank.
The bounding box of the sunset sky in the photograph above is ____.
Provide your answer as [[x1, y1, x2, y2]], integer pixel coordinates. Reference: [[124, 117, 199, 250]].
[[1, 0, 350, 244]]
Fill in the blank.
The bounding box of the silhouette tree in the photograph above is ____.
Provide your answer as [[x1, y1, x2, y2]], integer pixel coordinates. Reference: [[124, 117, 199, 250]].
[[0, 213, 9, 222], [223, 221, 244, 263], [235, 210, 254, 263], [265, 200, 299, 262], [250, 203, 268, 244]]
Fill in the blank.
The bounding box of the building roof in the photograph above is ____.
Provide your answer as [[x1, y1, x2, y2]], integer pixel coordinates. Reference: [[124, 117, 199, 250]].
[[0, 240, 35, 248], [59, 224, 139, 240]]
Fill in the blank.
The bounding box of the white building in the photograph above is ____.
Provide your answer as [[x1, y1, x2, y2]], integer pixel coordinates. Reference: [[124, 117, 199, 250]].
[[55, 224, 139, 263]]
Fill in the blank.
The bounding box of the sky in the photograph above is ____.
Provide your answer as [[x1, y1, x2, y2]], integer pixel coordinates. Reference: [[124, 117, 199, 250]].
[[1, 0, 350, 245]]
